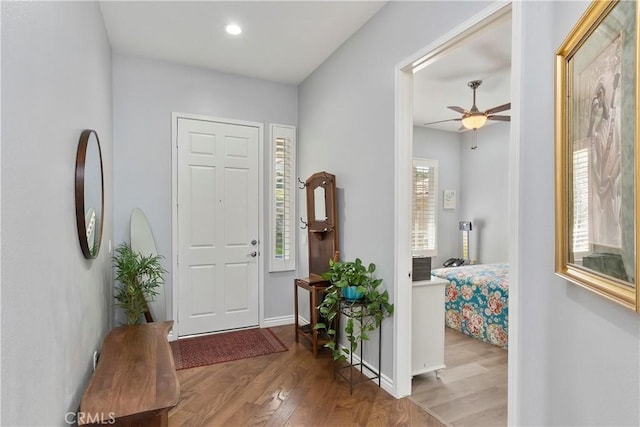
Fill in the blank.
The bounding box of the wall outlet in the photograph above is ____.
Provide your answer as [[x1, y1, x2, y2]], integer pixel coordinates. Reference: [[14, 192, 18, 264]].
[[93, 350, 99, 371]]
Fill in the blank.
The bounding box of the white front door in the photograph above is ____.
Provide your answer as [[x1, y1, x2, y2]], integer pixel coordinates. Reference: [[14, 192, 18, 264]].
[[177, 117, 259, 336]]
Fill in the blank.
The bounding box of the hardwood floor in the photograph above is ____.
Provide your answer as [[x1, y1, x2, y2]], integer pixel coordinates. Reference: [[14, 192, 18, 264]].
[[410, 328, 508, 427], [169, 325, 444, 426]]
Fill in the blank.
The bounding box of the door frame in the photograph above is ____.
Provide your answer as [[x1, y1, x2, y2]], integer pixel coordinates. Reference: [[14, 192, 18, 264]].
[[171, 112, 265, 339], [392, 1, 520, 424]]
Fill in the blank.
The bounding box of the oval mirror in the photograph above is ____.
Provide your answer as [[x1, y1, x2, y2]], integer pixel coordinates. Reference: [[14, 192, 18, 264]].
[[131, 208, 166, 322], [314, 186, 327, 221], [75, 129, 104, 259]]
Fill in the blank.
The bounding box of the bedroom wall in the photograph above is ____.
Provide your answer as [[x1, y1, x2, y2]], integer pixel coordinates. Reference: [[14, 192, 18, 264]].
[[1, 2, 113, 425], [515, 1, 640, 425], [298, 0, 492, 379], [460, 123, 510, 263], [412, 126, 462, 268], [112, 53, 298, 324]]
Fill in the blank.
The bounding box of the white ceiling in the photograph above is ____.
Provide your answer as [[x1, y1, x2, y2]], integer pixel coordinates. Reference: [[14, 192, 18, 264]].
[[99, 1, 510, 132], [99, 1, 386, 85], [414, 15, 512, 132]]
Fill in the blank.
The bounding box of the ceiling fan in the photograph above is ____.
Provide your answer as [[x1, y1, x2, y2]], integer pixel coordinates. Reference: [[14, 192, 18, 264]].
[[424, 80, 510, 130]]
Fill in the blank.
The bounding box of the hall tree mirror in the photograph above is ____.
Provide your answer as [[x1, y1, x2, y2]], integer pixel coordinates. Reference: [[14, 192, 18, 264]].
[[314, 186, 327, 222], [75, 129, 105, 259], [305, 171, 339, 273], [306, 171, 336, 233]]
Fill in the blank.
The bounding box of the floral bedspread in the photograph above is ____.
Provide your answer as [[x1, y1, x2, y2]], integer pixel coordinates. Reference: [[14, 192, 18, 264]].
[[431, 263, 509, 348]]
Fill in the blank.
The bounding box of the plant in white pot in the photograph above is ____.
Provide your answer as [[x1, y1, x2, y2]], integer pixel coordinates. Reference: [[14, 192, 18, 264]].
[[315, 258, 394, 361]]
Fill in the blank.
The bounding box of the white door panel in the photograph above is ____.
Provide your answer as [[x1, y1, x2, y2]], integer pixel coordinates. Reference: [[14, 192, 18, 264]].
[[177, 118, 259, 336]]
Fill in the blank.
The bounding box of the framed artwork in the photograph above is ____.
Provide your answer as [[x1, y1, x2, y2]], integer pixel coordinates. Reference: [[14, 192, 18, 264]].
[[555, 0, 639, 311], [443, 190, 456, 209]]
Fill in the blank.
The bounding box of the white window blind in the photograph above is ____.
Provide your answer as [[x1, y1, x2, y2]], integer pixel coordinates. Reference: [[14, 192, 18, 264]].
[[270, 124, 296, 272], [572, 148, 589, 254], [412, 158, 438, 257]]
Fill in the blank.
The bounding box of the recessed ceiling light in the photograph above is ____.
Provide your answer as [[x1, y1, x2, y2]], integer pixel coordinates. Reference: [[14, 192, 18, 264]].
[[225, 24, 242, 36]]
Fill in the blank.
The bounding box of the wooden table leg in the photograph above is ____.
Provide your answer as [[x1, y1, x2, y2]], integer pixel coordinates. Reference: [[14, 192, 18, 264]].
[[311, 286, 318, 357]]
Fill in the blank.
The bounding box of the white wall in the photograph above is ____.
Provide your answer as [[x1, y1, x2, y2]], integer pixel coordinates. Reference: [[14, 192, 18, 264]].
[[412, 126, 462, 268], [1, 2, 113, 425], [298, 0, 492, 378], [112, 53, 298, 323], [460, 123, 510, 263], [515, 1, 640, 425]]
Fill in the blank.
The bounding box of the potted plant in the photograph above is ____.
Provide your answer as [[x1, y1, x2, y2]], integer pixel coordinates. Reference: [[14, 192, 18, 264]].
[[113, 243, 166, 326], [315, 258, 394, 361]]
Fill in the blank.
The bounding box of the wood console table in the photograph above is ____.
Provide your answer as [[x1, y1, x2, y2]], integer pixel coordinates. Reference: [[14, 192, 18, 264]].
[[80, 321, 180, 426]]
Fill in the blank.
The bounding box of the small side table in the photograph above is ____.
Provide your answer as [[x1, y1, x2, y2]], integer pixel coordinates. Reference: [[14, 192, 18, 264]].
[[334, 300, 381, 394], [294, 275, 335, 357]]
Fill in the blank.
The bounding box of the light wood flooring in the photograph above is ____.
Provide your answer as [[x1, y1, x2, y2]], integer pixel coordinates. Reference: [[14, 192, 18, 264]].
[[169, 325, 444, 426], [410, 328, 508, 427]]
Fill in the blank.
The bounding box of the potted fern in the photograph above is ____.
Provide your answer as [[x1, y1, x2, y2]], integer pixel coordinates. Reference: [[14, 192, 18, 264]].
[[113, 243, 166, 326], [315, 258, 394, 361]]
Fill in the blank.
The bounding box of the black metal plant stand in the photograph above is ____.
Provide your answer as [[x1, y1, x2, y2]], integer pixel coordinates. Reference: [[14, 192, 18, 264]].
[[333, 300, 382, 394]]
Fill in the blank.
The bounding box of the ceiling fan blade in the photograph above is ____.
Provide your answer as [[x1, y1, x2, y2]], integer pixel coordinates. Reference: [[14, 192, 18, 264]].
[[487, 115, 510, 122], [484, 102, 511, 115], [447, 106, 467, 114], [424, 118, 462, 126]]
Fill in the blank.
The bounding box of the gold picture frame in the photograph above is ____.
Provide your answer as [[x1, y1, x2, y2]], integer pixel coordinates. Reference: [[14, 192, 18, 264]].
[[555, 0, 639, 312]]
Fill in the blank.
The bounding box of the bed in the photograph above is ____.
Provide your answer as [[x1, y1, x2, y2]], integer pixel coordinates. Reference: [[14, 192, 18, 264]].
[[431, 263, 509, 349]]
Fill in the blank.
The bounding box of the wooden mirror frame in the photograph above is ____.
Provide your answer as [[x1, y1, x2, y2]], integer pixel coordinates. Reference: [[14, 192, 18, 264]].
[[305, 171, 339, 275], [75, 129, 105, 259], [306, 171, 337, 234]]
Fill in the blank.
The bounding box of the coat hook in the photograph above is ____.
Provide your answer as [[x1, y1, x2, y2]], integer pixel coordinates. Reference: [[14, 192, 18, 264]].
[[297, 177, 307, 189], [300, 217, 308, 229]]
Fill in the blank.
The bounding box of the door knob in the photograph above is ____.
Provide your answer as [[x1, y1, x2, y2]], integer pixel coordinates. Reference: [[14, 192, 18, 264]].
[[251, 240, 258, 246], [249, 251, 257, 257]]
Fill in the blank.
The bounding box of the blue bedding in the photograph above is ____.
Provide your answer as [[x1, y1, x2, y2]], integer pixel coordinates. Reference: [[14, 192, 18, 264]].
[[431, 263, 509, 348]]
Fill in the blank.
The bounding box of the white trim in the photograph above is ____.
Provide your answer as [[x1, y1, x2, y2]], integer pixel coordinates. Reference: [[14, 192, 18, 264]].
[[269, 123, 297, 272], [171, 112, 265, 338], [393, 65, 414, 398], [337, 344, 394, 395], [297, 315, 310, 326], [508, 1, 522, 424], [262, 315, 295, 328], [393, 0, 514, 401]]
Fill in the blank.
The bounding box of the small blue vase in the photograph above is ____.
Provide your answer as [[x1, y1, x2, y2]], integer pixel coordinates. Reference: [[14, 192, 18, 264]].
[[342, 286, 364, 301]]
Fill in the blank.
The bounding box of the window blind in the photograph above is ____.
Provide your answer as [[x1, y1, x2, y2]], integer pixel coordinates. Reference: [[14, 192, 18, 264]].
[[412, 158, 438, 257], [572, 148, 589, 254], [270, 125, 296, 272]]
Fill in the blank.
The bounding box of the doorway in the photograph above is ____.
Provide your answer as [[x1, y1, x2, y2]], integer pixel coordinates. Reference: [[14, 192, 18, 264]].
[[393, 1, 519, 424], [172, 114, 264, 337]]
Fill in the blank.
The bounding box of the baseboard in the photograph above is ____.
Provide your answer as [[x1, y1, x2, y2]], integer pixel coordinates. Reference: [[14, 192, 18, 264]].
[[262, 315, 295, 328], [337, 346, 394, 395]]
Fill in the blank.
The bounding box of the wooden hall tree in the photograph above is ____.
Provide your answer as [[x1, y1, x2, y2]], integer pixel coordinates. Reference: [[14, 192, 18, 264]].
[[294, 172, 340, 356]]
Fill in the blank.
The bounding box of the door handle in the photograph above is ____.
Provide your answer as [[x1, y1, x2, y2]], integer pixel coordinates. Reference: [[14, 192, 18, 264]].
[[251, 240, 258, 246], [249, 251, 257, 257]]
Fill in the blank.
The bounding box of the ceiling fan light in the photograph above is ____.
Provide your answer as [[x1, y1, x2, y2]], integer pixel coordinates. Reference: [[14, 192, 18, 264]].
[[461, 114, 487, 130]]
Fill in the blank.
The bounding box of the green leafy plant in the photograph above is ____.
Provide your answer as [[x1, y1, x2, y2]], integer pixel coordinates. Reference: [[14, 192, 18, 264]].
[[315, 258, 394, 361], [113, 243, 166, 326]]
